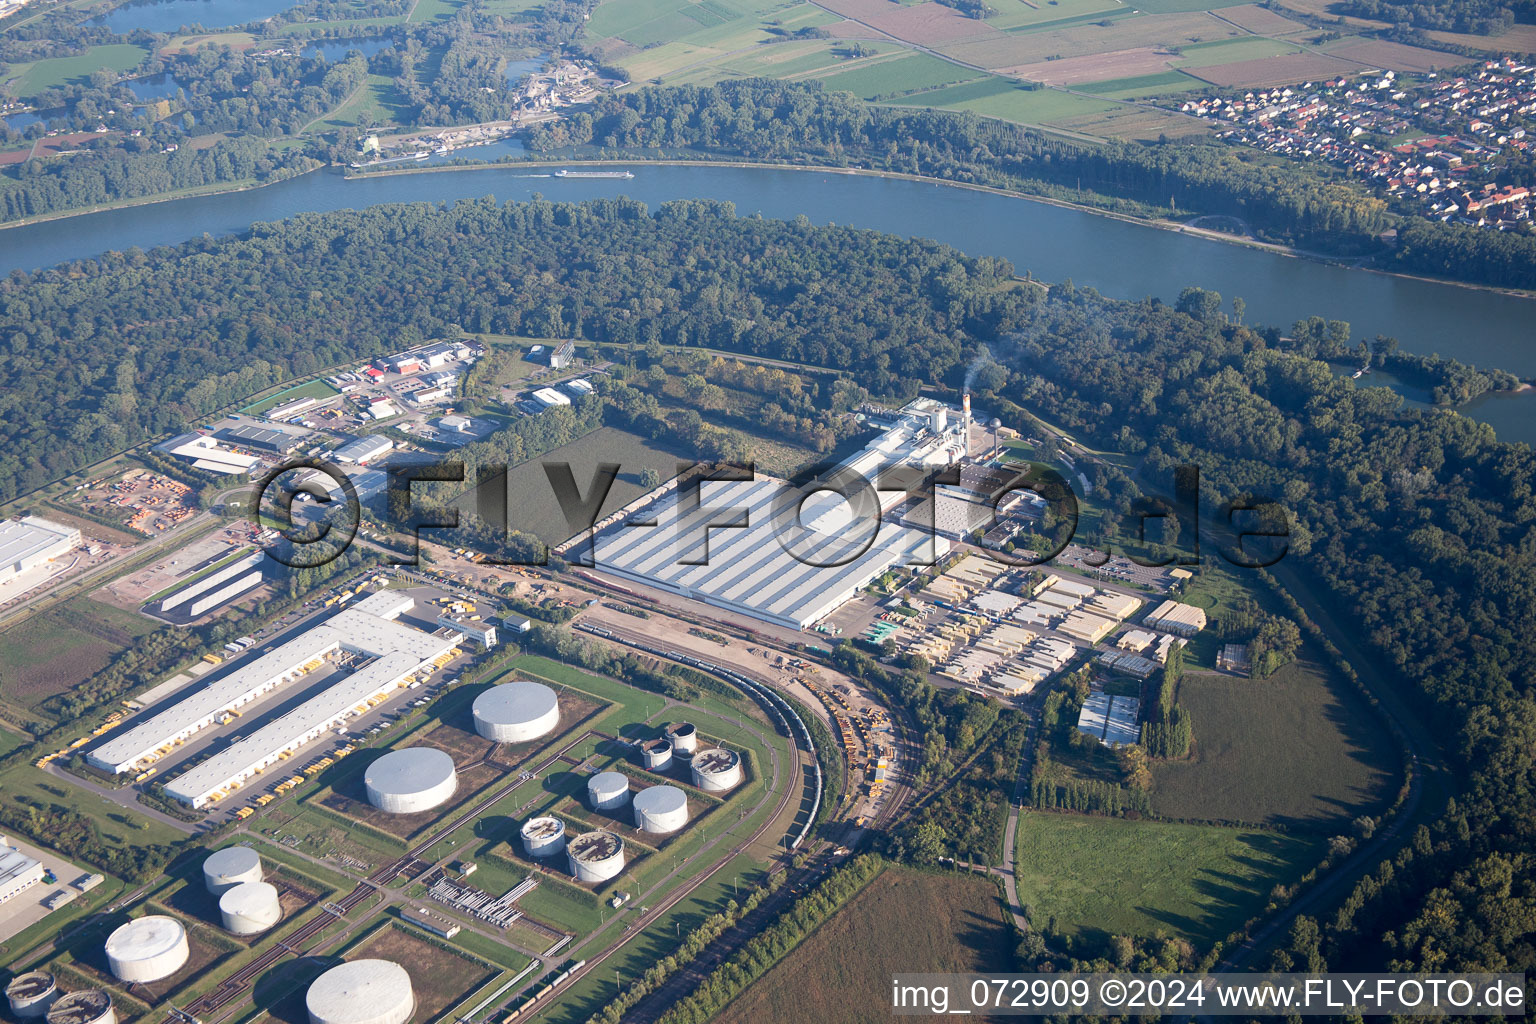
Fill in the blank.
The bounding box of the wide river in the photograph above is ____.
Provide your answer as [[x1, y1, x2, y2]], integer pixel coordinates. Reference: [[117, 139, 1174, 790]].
[[0, 162, 1530, 441]]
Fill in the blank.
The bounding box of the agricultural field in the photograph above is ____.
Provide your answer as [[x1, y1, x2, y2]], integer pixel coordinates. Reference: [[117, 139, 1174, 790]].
[[910, 79, 1121, 126], [712, 866, 1013, 1024], [1012, 813, 1322, 948], [813, 51, 984, 99], [0, 598, 149, 716], [3, 44, 150, 97], [588, 0, 1462, 138], [1151, 659, 1400, 828]]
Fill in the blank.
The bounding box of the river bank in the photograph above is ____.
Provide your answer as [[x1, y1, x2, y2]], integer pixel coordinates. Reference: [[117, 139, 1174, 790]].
[[8, 148, 1534, 305]]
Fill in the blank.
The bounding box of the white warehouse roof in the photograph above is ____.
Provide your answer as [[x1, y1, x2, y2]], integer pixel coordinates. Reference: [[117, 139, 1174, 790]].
[[531, 388, 571, 407], [165, 649, 440, 808], [591, 476, 947, 630], [0, 517, 80, 576], [90, 600, 453, 774]]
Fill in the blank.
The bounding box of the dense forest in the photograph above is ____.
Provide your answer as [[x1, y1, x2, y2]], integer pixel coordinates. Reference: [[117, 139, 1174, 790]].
[[1340, 0, 1535, 34], [528, 79, 1536, 290], [2, 198, 1535, 978]]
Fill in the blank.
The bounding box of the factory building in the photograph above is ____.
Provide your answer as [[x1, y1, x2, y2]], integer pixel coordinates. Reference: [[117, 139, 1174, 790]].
[[155, 434, 261, 475], [0, 517, 81, 583], [1144, 600, 1208, 637], [44, 991, 113, 1024], [438, 415, 472, 433], [105, 916, 189, 983], [438, 612, 496, 650], [633, 785, 688, 833], [568, 830, 625, 883], [691, 748, 742, 793], [400, 905, 460, 939], [564, 378, 594, 396], [218, 425, 301, 454], [332, 435, 393, 465], [528, 339, 577, 369], [365, 748, 457, 814], [0, 841, 44, 905], [588, 771, 629, 811], [267, 396, 319, 422], [93, 592, 458, 785], [520, 816, 567, 858], [156, 552, 264, 614], [530, 387, 571, 409], [219, 882, 281, 935], [306, 960, 415, 1024], [586, 405, 963, 630], [472, 681, 558, 743], [5, 972, 57, 1019], [203, 846, 262, 894]]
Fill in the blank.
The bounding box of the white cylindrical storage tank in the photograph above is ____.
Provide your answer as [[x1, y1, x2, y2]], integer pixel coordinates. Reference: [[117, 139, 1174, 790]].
[[665, 722, 698, 754], [691, 748, 742, 793], [640, 738, 672, 771], [567, 830, 625, 883], [104, 916, 189, 983], [6, 971, 58, 1019], [203, 845, 263, 895], [306, 959, 414, 1024], [365, 748, 456, 814], [587, 771, 629, 812], [472, 681, 559, 744], [519, 816, 567, 859], [219, 881, 281, 935], [45, 991, 113, 1024], [632, 785, 688, 834]]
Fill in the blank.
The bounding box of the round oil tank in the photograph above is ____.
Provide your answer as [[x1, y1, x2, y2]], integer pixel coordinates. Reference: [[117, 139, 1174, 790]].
[[519, 816, 567, 858], [306, 959, 415, 1024], [203, 845, 263, 895], [219, 881, 281, 935], [567, 830, 625, 883], [691, 748, 742, 793], [365, 747, 457, 814], [665, 722, 698, 754], [104, 916, 189, 984], [44, 991, 113, 1024], [587, 771, 629, 812], [632, 785, 688, 834], [472, 681, 559, 744], [6, 971, 58, 1019], [640, 738, 672, 771]]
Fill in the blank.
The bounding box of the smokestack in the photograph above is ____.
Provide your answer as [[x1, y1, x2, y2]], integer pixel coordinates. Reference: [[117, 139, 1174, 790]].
[[962, 392, 971, 427]]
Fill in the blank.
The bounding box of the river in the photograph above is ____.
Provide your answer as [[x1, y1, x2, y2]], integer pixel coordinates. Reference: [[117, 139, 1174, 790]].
[[0, 161, 1529, 441]]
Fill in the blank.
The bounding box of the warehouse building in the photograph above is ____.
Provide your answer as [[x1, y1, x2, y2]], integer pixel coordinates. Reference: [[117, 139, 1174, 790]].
[[155, 434, 261, 476], [0, 842, 44, 906], [91, 591, 457, 782], [1144, 600, 1208, 637], [0, 517, 81, 583], [530, 388, 571, 409], [157, 552, 264, 614], [333, 435, 393, 465], [591, 473, 948, 630], [587, 408, 967, 630], [218, 425, 302, 454]]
